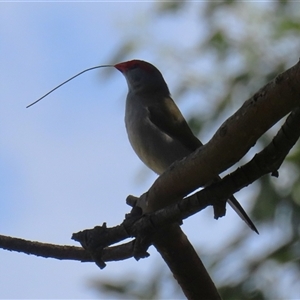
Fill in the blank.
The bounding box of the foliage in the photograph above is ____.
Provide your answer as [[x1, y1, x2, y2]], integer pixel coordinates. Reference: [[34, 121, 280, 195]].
[[94, 2, 300, 299]]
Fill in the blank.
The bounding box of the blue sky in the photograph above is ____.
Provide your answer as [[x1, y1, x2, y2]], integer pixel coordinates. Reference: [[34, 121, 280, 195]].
[[0, 2, 263, 298]]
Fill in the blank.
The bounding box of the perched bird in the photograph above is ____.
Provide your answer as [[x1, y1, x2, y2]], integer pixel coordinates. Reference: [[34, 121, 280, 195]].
[[26, 59, 258, 233], [115, 59, 258, 233]]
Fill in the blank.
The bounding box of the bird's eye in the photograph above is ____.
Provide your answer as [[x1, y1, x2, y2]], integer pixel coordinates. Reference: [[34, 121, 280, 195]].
[[131, 71, 142, 82]]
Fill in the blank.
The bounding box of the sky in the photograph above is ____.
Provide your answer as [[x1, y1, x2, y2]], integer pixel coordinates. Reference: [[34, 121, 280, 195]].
[[0, 2, 264, 299]]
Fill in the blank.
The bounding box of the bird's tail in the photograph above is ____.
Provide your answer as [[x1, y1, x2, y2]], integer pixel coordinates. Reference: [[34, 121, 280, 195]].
[[228, 195, 259, 234]]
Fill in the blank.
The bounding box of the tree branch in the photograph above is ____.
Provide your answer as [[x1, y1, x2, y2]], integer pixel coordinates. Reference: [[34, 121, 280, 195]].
[[0, 234, 92, 262], [138, 60, 300, 212]]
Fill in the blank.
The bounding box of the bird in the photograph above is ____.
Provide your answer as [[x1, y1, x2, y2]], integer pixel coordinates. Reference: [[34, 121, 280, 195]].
[[115, 59, 258, 234], [26, 59, 258, 233]]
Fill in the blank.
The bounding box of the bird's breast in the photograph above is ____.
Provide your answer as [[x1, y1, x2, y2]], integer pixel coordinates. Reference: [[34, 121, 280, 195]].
[[125, 97, 191, 175]]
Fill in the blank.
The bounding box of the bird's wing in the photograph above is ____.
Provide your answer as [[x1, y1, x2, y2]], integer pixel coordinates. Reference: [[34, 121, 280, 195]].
[[148, 97, 258, 233], [147, 96, 202, 152]]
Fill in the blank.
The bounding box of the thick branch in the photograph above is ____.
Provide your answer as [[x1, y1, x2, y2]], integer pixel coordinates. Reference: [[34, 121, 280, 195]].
[[153, 225, 221, 300], [139, 60, 300, 212]]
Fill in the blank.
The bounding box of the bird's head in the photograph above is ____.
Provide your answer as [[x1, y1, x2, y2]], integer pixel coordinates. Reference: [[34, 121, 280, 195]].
[[115, 60, 170, 95]]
